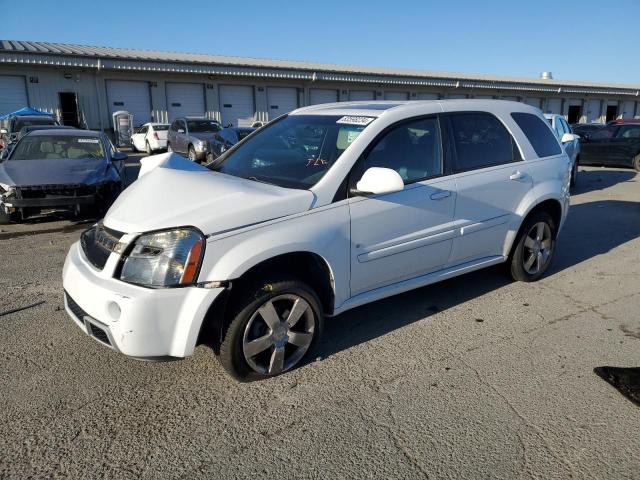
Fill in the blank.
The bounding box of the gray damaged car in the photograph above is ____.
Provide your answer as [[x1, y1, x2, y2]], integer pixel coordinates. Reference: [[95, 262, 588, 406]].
[[0, 129, 126, 223]]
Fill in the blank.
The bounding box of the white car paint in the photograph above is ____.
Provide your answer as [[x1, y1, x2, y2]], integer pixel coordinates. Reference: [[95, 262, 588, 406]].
[[63, 100, 570, 362], [130, 123, 169, 153], [544, 113, 580, 184]]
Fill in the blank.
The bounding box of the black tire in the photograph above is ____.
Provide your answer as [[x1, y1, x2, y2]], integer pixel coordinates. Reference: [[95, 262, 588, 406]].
[[633, 154, 640, 173], [145, 141, 152, 155], [0, 208, 16, 225], [509, 211, 557, 282], [130, 141, 137, 153], [167, 143, 173, 153], [188, 145, 197, 162], [219, 276, 324, 381]]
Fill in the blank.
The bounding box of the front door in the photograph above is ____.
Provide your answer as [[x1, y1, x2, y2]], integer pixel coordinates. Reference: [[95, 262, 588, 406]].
[[349, 116, 456, 296], [580, 125, 617, 165], [608, 124, 640, 166]]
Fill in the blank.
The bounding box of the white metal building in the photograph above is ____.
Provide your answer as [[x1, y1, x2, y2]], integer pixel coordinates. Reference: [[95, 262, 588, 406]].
[[0, 40, 638, 131]]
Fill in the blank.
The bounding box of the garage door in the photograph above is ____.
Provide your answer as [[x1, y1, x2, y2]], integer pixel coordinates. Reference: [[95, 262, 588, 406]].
[[524, 97, 542, 108], [267, 87, 298, 120], [473, 95, 494, 99], [501, 96, 519, 101], [447, 94, 467, 99], [219, 85, 255, 127], [309, 89, 338, 105], [585, 99, 602, 123], [416, 92, 439, 100], [546, 98, 562, 114], [0, 75, 28, 116], [384, 91, 409, 100], [106, 80, 151, 126], [349, 90, 375, 101], [166, 82, 205, 121], [621, 100, 636, 119]]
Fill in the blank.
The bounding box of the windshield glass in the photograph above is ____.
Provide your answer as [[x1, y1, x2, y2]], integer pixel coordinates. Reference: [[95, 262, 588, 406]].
[[10, 135, 105, 160], [209, 115, 370, 189], [13, 118, 57, 131], [187, 120, 221, 133]]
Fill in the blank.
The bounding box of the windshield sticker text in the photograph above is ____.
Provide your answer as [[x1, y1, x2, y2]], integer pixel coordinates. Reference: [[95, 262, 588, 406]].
[[77, 139, 100, 143], [336, 116, 375, 126]]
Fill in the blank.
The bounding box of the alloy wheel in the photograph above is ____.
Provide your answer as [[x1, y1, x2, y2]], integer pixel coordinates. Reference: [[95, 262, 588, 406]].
[[242, 294, 316, 375], [523, 221, 552, 275]]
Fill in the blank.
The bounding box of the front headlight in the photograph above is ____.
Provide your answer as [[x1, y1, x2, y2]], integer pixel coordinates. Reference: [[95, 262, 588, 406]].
[[119, 228, 205, 287]]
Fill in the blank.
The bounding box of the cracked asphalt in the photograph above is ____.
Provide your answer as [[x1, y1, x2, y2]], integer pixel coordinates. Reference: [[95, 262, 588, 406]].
[[1, 166, 639, 479]]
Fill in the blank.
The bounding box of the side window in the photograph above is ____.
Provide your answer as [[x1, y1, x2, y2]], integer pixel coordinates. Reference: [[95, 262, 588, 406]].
[[553, 118, 564, 139], [616, 125, 640, 139], [589, 126, 617, 140], [450, 112, 520, 172], [139, 126, 148, 135], [179, 120, 187, 132], [169, 121, 177, 132], [511, 112, 562, 158], [362, 117, 442, 183]]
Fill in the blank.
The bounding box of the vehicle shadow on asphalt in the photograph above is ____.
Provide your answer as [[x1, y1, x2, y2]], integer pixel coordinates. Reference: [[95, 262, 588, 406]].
[[320, 198, 640, 360], [573, 168, 636, 194]]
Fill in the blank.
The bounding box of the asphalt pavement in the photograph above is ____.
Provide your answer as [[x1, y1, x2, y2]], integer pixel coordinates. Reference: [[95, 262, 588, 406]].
[[0, 166, 639, 479]]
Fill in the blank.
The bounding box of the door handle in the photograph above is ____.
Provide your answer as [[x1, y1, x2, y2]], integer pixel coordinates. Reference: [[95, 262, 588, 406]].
[[509, 171, 525, 181], [430, 190, 451, 200]]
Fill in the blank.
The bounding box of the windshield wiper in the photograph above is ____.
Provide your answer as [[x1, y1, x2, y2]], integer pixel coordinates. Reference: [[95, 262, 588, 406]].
[[246, 176, 274, 185]]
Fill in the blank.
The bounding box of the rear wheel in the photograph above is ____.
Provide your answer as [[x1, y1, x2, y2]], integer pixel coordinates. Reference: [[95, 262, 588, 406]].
[[0, 207, 17, 225], [130, 140, 137, 152], [633, 154, 640, 173], [219, 276, 323, 381], [509, 211, 556, 282], [145, 141, 152, 155]]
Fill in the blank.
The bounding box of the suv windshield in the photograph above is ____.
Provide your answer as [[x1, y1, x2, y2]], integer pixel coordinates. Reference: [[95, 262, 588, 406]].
[[187, 120, 221, 133], [10, 135, 105, 160], [209, 115, 370, 189]]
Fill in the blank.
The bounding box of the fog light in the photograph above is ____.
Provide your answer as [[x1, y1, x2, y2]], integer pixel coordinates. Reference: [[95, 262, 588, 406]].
[[107, 301, 121, 321]]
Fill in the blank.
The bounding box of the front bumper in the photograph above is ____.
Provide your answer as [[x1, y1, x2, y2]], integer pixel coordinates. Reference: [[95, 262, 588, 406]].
[[62, 240, 224, 359]]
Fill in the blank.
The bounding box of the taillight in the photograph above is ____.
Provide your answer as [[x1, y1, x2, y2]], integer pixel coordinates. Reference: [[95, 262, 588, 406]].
[[153, 132, 159, 140]]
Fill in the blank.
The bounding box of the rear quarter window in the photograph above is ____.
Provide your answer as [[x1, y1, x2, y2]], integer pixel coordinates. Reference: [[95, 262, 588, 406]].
[[511, 112, 562, 158]]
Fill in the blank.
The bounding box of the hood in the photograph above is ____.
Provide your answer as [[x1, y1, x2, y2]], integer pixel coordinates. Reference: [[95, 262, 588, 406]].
[[104, 158, 315, 235], [0, 157, 114, 187]]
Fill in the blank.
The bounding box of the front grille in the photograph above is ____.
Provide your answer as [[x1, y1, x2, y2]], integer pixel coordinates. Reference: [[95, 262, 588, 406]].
[[81, 223, 125, 270], [17, 184, 97, 199], [64, 290, 112, 347]]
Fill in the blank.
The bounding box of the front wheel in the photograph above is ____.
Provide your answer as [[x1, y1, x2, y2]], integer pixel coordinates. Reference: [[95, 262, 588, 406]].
[[219, 277, 324, 381], [188, 146, 197, 162], [0, 207, 17, 225], [509, 211, 556, 282], [145, 141, 152, 155], [570, 158, 578, 187], [633, 154, 640, 173]]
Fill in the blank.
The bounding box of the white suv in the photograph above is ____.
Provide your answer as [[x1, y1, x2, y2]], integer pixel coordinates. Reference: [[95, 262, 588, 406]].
[[63, 100, 571, 380]]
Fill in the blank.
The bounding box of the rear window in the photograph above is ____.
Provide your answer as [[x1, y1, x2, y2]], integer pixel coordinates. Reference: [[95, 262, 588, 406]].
[[153, 125, 169, 131], [511, 112, 562, 158], [13, 118, 57, 131]]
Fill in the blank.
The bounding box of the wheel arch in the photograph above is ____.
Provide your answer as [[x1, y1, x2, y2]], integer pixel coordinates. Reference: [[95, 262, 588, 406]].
[[506, 197, 563, 258]]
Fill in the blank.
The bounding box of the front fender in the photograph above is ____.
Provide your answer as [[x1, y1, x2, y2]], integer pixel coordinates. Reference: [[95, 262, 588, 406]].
[[199, 203, 351, 307]]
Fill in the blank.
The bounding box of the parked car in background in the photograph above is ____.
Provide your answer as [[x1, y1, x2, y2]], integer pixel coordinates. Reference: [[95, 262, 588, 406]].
[[166, 117, 222, 162], [130, 123, 170, 154], [206, 126, 255, 161], [0, 108, 59, 151], [63, 100, 570, 380], [570, 123, 604, 137], [580, 120, 640, 171], [0, 129, 126, 223], [545, 114, 580, 186]]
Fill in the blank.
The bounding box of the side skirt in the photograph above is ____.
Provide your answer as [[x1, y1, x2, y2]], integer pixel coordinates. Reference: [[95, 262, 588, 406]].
[[330, 255, 506, 317]]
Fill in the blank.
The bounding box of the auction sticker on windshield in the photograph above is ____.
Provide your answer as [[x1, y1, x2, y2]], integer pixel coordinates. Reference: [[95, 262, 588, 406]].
[[336, 116, 375, 126], [77, 139, 100, 143]]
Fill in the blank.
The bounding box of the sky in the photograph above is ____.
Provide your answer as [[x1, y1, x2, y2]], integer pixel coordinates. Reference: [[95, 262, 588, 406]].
[[2, 0, 639, 85]]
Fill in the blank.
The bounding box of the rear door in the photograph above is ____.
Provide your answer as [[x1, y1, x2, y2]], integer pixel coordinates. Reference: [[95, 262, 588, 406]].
[[445, 112, 532, 266], [608, 125, 640, 166], [175, 119, 188, 154], [349, 116, 456, 295], [580, 125, 617, 165]]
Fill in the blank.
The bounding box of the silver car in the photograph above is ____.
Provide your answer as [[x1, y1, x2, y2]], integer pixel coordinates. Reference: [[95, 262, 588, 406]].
[[166, 117, 221, 162]]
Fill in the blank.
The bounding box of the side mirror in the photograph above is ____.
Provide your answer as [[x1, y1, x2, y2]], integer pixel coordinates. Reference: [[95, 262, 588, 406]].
[[112, 151, 128, 161], [353, 167, 404, 195], [561, 133, 577, 143], [177, 128, 185, 134]]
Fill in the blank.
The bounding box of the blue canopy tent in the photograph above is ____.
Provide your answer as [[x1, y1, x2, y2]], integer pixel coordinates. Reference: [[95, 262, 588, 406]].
[[0, 107, 54, 120]]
